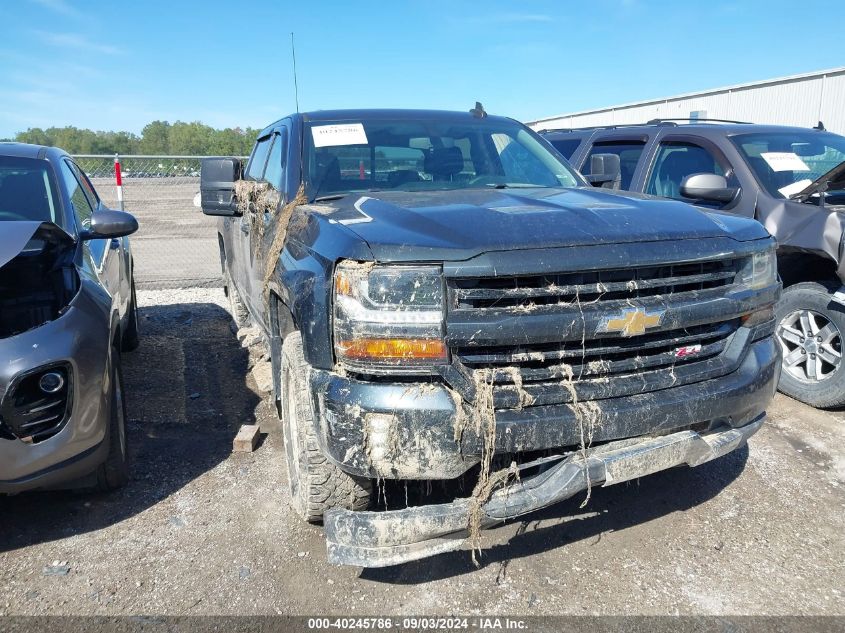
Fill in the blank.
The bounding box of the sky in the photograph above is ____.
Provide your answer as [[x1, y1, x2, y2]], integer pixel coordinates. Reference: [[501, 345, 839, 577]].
[[0, 0, 843, 138]]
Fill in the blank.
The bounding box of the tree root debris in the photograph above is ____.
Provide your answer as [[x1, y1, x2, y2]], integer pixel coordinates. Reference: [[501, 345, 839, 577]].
[[261, 184, 307, 303], [467, 460, 519, 565]]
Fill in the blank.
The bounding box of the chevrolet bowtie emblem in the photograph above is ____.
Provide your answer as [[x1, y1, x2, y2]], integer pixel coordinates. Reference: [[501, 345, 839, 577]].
[[597, 308, 665, 337]]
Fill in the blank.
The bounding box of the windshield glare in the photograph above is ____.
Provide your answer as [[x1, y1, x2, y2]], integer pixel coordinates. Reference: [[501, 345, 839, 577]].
[[0, 156, 61, 223], [731, 131, 845, 199], [304, 118, 581, 199]]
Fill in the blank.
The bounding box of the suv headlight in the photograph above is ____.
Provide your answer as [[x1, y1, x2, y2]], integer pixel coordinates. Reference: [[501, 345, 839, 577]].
[[738, 249, 777, 290], [333, 261, 447, 371]]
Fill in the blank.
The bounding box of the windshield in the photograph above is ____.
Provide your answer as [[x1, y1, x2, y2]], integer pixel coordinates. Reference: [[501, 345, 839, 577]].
[[304, 117, 581, 199], [0, 156, 61, 223], [731, 131, 845, 199]]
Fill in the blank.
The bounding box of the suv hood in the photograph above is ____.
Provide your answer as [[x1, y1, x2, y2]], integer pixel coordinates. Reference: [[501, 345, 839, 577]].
[[325, 187, 768, 261], [0, 221, 75, 269], [792, 160, 845, 201]]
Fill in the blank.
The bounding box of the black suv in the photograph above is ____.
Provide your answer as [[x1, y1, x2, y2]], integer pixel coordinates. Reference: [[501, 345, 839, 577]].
[[202, 109, 779, 567], [543, 121, 845, 408]]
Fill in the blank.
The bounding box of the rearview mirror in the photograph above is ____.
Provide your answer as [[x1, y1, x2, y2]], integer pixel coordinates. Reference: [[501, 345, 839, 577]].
[[585, 153, 621, 188], [82, 210, 138, 240], [680, 173, 738, 203], [201, 157, 243, 216]]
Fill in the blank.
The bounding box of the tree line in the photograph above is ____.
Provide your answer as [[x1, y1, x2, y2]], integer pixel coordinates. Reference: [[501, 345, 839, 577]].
[[9, 121, 260, 156]]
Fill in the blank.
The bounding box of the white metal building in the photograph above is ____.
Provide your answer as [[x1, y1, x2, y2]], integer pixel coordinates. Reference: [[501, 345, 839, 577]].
[[528, 67, 845, 135]]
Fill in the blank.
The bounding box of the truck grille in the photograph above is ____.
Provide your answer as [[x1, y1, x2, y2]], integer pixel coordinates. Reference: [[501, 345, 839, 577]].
[[450, 258, 739, 310], [455, 319, 737, 376], [446, 256, 745, 408]]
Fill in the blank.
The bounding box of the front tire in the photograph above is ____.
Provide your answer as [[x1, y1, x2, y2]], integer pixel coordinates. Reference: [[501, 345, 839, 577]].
[[775, 281, 845, 408], [280, 332, 371, 523], [95, 345, 130, 491]]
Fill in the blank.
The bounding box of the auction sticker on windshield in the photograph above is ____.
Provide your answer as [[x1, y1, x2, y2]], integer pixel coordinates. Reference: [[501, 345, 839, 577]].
[[312, 123, 368, 148], [761, 152, 810, 172]]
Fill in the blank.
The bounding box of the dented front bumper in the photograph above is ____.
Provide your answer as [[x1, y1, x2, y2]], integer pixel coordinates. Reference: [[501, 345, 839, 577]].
[[309, 335, 778, 480], [324, 417, 764, 567]]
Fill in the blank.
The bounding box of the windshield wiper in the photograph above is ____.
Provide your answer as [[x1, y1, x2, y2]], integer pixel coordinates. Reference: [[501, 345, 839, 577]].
[[313, 193, 349, 202], [486, 183, 548, 189]]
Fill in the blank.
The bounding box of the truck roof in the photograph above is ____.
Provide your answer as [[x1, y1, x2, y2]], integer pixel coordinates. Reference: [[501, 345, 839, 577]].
[[260, 108, 516, 135]]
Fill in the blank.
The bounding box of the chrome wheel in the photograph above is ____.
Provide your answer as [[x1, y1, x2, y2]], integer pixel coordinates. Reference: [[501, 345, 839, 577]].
[[777, 309, 841, 382]]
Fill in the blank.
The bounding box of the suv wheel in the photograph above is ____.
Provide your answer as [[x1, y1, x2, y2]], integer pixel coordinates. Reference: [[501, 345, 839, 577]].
[[775, 282, 845, 408], [95, 345, 130, 491], [121, 278, 140, 352], [280, 331, 371, 523]]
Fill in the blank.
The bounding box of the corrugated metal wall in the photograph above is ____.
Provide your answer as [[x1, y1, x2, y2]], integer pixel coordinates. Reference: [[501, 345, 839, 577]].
[[528, 68, 845, 135]]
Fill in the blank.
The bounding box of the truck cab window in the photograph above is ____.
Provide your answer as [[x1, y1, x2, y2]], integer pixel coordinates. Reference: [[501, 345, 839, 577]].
[[246, 137, 273, 181], [263, 132, 287, 191], [646, 142, 726, 201], [549, 138, 581, 160], [582, 141, 646, 190]]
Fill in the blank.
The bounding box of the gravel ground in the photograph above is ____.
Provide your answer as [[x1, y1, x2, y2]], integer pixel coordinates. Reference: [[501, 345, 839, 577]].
[[0, 287, 843, 616]]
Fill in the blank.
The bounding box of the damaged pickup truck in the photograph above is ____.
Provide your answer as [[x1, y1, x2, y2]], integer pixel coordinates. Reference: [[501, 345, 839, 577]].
[[1, 143, 139, 493], [201, 108, 781, 567]]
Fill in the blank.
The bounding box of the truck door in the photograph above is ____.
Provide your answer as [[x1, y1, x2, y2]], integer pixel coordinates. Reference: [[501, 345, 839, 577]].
[[642, 135, 745, 214], [250, 128, 288, 331], [237, 134, 274, 317]]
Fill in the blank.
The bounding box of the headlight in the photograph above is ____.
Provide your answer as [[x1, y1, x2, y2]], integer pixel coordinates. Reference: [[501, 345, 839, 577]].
[[333, 261, 447, 371], [738, 249, 777, 290]]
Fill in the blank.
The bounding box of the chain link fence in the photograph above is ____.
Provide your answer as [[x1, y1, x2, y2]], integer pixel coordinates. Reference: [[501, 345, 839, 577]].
[[74, 155, 238, 289]]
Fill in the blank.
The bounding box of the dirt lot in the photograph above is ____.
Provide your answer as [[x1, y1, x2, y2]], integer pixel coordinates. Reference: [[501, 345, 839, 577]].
[[0, 287, 843, 616]]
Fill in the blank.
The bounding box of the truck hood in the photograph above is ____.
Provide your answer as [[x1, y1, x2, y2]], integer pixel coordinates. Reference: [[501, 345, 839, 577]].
[[0, 221, 75, 269], [325, 187, 769, 261]]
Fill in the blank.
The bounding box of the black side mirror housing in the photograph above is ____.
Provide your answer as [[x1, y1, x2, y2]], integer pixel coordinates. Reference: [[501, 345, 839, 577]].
[[585, 153, 621, 188], [81, 210, 138, 240], [201, 157, 243, 216], [680, 173, 739, 203]]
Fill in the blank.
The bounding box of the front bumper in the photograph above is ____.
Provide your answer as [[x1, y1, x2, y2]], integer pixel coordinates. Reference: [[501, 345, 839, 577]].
[[310, 335, 779, 480], [0, 285, 112, 493], [325, 417, 764, 567]]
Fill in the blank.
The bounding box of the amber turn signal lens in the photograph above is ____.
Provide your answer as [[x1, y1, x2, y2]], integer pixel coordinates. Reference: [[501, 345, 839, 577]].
[[742, 306, 774, 326], [334, 270, 354, 296], [337, 338, 448, 361]]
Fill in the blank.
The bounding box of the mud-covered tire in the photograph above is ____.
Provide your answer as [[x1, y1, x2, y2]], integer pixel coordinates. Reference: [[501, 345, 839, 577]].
[[95, 346, 130, 491], [224, 269, 250, 328], [280, 331, 371, 523], [121, 278, 140, 352], [775, 281, 845, 408]]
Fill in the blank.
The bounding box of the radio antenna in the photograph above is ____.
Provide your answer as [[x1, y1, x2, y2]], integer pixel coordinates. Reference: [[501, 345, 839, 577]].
[[291, 32, 300, 113]]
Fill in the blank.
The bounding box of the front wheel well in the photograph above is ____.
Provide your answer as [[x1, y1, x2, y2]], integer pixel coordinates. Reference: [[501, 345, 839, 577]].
[[269, 291, 297, 417], [777, 251, 838, 288]]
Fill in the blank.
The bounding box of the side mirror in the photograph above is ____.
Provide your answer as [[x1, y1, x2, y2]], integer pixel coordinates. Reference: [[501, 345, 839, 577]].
[[201, 157, 243, 216], [680, 173, 739, 203], [585, 153, 621, 187], [82, 210, 138, 240]]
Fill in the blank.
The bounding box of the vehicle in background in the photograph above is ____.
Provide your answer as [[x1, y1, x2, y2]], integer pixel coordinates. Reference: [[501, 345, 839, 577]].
[[542, 121, 845, 408], [0, 143, 139, 494], [203, 108, 779, 567]]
